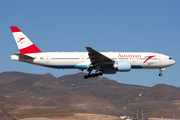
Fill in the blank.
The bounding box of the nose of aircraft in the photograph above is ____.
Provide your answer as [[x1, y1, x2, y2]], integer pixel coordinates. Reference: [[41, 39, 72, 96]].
[[170, 59, 176, 66]]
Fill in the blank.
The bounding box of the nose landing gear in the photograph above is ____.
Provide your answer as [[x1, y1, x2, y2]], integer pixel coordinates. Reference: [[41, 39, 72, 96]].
[[159, 68, 165, 76]]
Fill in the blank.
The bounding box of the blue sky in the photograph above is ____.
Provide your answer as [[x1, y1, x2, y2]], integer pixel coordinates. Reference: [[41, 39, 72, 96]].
[[0, 1, 179, 87]]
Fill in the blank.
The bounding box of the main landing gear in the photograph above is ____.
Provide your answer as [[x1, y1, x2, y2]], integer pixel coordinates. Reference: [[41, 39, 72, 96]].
[[159, 68, 165, 77], [84, 71, 103, 79]]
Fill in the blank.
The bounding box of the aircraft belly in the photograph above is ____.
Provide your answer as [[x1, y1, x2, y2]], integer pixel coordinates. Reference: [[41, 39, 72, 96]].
[[35, 59, 88, 69]]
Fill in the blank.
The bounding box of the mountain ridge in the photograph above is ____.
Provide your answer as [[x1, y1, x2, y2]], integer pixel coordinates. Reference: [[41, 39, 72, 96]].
[[0, 71, 180, 119]]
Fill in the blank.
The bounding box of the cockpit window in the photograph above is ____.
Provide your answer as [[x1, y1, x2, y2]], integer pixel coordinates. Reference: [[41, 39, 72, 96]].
[[169, 58, 172, 60]]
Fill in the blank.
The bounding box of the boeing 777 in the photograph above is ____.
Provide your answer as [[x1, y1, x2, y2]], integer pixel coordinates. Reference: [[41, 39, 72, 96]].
[[10, 26, 175, 79]]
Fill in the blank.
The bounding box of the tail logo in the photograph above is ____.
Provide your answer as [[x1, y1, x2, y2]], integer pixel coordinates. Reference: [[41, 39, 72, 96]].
[[18, 37, 25, 43], [143, 55, 156, 63]]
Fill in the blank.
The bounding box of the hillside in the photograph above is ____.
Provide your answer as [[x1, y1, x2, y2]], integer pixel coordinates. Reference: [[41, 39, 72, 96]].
[[0, 71, 180, 119], [0, 95, 19, 120], [138, 84, 180, 101]]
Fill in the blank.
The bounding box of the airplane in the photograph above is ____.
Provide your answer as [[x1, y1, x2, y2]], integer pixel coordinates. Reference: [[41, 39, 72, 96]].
[[10, 26, 175, 79]]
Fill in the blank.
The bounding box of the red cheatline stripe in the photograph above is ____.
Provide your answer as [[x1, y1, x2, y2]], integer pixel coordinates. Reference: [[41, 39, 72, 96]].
[[10, 26, 21, 33], [19, 44, 42, 54]]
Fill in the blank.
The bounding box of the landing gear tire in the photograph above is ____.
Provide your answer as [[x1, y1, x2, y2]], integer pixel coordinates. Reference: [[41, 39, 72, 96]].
[[91, 74, 95, 78], [95, 73, 99, 77], [99, 72, 103, 76], [84, 75, 88, 79], [88, 74, 92, 78], [159, 73, 162, 76]]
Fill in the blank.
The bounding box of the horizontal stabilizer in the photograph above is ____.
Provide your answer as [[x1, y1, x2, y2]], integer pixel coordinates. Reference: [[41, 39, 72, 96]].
[[14, 53, 35, 59]]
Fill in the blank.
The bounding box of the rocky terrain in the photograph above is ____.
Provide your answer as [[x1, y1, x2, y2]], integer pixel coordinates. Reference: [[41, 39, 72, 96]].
[[0, 71, 180, 119]]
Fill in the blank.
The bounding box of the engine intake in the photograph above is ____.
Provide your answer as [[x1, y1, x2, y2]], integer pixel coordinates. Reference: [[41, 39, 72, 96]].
[[113, 61, 131, 72]]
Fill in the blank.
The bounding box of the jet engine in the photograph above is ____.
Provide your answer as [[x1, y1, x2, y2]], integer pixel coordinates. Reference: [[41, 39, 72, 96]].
[[113, 61, 131, 72]]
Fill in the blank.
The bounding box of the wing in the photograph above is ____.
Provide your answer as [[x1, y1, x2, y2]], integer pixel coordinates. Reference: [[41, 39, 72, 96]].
[[85, 47, 115, 69]]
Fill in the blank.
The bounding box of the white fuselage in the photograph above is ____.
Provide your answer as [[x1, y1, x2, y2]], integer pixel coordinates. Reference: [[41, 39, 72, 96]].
[[11, 52, 175, 72]]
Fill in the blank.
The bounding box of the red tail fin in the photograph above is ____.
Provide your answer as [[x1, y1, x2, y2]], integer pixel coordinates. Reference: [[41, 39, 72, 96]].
[[10, 26, 42, 54]]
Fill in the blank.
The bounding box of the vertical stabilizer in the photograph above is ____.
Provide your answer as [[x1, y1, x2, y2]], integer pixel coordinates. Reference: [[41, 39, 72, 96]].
[[10, 26, 42, 54]]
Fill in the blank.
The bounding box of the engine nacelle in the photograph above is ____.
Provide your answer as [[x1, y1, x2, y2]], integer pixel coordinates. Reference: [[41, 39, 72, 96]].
[[113, 61, 131, 72]]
